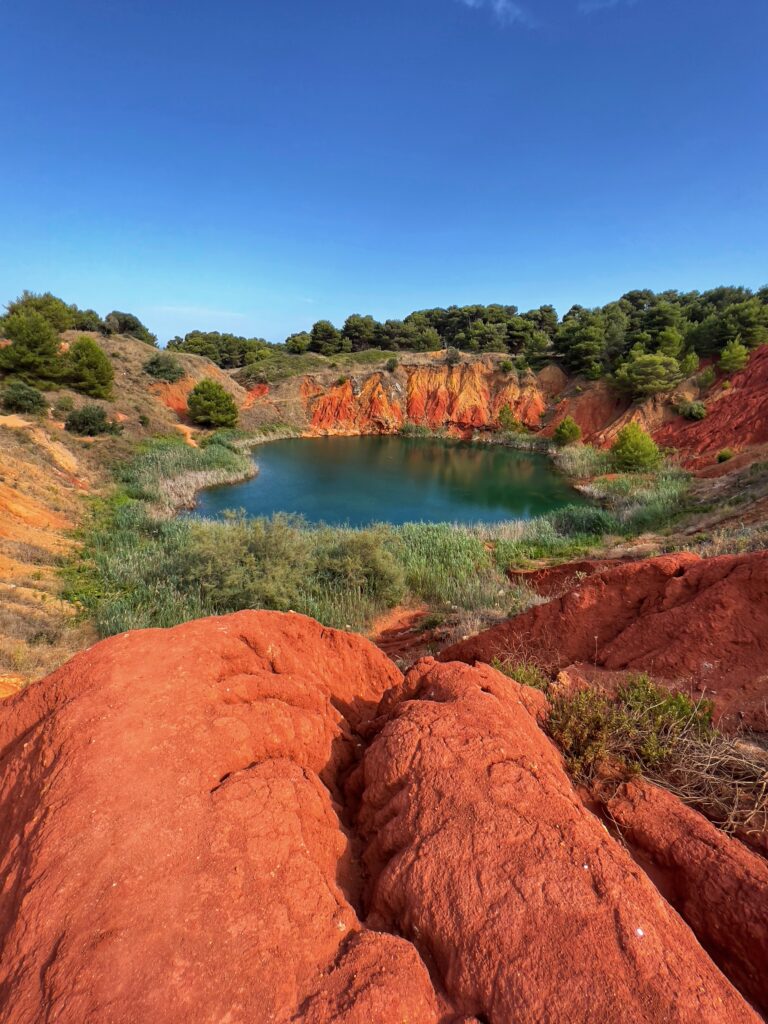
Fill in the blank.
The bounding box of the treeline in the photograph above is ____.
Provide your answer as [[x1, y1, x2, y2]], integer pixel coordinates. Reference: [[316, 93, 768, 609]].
[[0, 290, 157, 346], [169, 286, 768, 398], [166, 330, 272, 368]]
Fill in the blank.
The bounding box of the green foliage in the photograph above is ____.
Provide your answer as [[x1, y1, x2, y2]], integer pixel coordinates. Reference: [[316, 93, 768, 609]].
[[385, 357, 398, 372], [0, 310, 62, 381], [310, 320, 345, 355], [65, 404, 122, 436], [613, 351, 682, 397], [719, 337, 749, 374], [1, 379, 48, 414], [4, 290, 75, 332], [144, 352, 184, 382], [553, 415, 581, 445], [103, 311, 157, 346], [491, 658, 550, 692], [717, 448, 735, 463], [679, 351, 700, 376], [610, 423, 662, 472], [167, 330, 268, 366], [499, 359, 514, 373], [498, 404, 524, 432], [65, 336, 114, 398], [547, 675, 713, 781], [698, 365, 716, 389], [187, 379, 238, 428], [285, 331, 311, 354], [675, 399, 707, 421], [444, 346, 461, 366]]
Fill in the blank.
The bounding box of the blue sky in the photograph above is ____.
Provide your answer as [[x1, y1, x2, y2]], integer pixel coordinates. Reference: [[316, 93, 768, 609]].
[[1, 0, 766, 343]]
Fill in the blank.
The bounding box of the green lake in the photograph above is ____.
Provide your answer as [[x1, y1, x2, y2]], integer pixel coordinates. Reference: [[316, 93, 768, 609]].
[[191, 435, 584, 527]]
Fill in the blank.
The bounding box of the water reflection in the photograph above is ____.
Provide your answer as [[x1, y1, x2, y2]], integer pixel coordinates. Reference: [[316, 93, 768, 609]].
[[191, 435, 585, 527]]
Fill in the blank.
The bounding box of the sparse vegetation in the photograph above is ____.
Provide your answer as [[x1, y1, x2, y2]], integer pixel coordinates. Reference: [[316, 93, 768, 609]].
[[675, 399, 707, 420], [717, 448, 735, 463]]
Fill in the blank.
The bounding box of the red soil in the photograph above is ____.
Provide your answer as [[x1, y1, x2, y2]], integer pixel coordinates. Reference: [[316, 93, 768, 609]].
[[1, 612, 760, 1022], [442, 551, 768, 731], [607, 778, 768, 1015], [654, 347, 768, 467]]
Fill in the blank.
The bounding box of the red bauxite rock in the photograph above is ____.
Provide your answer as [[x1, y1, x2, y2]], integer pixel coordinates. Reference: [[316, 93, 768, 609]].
[[607, 778, 768, 1016], [442, 550, 768, 730], [0, 612, 762, 1022], [357, 658, 758, 1024]]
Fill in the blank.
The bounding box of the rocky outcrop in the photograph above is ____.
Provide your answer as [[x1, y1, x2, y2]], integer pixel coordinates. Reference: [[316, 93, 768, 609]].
[[442, 551, 768, 730], [0, 612, 762, 1022], [309, 374, 404, 434], [607, 778, 768, 1015], [654, 346, 768, 467], [298, 359, 552, 436]]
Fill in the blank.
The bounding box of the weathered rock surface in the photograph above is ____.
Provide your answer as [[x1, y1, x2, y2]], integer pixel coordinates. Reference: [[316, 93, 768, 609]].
[[443, 551, 768, 730], [654, 346, 768, 467], [0, 613, 762, 1022], [607, 778, 768, 1016]]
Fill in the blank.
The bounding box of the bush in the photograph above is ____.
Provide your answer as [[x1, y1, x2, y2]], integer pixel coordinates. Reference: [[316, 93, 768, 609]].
[[499, 359, 514, 373], [553, 415, 581, 445], [719, 338, 749, 374], [65, 336, 114, 398], [144, 352, 184, 382], [547, 674, 713, 780], [385, 357, 398, 373], [187, 379, 238, 428], [498, 404, 524, 432], [1, 379, 47, 414], [65, 404, 122, 436], [445, 347, 461, 366], [0, 310, 62, 381], [4, 290, 74, 332], [491, 658, 550, 692], [613, 352, 682, 397], [697, 366, 716, 389], [610, 423, 662, 472], [717, 448, 735, 463], [335, 376, 349, 387], [103, 311, 157, 346], [675, 399, 707, 421]]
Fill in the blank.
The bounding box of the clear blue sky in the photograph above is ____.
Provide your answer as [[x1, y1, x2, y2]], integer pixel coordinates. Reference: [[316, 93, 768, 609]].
[[1, 0, 766, 343]]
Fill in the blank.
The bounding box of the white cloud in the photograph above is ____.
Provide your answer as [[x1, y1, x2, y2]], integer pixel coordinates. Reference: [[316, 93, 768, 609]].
[[456, 0, 533, 27]]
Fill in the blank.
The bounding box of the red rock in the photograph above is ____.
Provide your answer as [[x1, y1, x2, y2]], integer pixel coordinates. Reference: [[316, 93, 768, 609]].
[[654, 346, 768, 467], [441, 551, 768, 731], [507, 557, 634, 598], [0, 611, 444, 1024], [356, 658, 757, 1023], [607, 778, 768, 1015]]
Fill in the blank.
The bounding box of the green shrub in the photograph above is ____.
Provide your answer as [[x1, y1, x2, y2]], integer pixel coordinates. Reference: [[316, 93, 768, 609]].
[[675, 399, 707, 421], [445, 347, 461, 366], [498, 404, 525, 432], [385, 357, 398, 372], [0, 310, 62, 381], [491, 658, 550, 692], [553, 415, 581, 445], [610, 423, 662, 472], [4, 290, 74, 331], [719, 338, 749, 374], [547, 674, 713, 780], [144, 352, 184, 382], [499, 359, 514, 373], [103, 310, 157, 346], [1, 379, 47, 414], [335, 376, 348, 387], [65, 336, 114, 398], [697, 366, 716, 389], [717, 448, 735, 463], [187, 379, 238, 428], [65, 404, 122, 436]]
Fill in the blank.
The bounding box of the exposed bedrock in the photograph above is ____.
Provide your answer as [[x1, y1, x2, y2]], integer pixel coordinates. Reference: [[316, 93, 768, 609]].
[[0, 612, 762, 1022], [442, 550, 768, 731]]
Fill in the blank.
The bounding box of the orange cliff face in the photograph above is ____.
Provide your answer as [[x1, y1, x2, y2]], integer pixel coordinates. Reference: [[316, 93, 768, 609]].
[[304, 361, 550, 436], [309, 374, 403, 435]]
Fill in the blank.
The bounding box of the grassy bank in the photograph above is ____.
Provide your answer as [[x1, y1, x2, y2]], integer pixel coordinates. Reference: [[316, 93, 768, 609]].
[[64, 434, 691, 641]]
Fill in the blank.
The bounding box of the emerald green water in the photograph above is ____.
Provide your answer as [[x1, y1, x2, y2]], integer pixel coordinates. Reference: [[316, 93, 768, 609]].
[[192, 436, 584, 527]]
